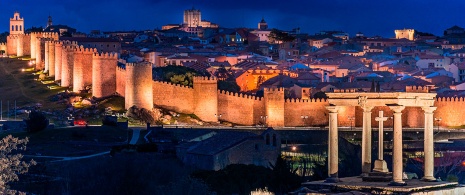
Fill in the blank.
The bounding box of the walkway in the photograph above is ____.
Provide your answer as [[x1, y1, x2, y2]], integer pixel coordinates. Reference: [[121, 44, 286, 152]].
[[25, 151, 110, 162], [129, 128, 141, 145]]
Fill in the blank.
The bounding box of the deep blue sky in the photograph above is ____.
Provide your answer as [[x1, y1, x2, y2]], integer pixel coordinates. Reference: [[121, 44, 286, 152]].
[[1, 0, 464, 37]]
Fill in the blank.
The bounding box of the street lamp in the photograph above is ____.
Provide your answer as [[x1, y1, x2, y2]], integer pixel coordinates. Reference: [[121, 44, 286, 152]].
[[301, 115, 308, 127], [214, 114, 222, 124], [435, 117, 442, 132], [348, 116, 355, 130]]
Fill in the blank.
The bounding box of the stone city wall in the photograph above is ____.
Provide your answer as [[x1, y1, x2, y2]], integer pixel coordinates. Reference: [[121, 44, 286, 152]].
[[152, 81, 195, 114], [116, 65, 126, 96], [73, 46, 94, 92], [54, 41, 62, 81], [92, 52, 118, 97], [217, 90, 262, 125], [125, 62, 153, 110]]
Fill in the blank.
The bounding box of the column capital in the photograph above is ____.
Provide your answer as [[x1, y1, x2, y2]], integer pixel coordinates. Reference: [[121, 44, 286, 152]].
[[326, 106, 340, 113], [362, 106, 374, 112], [421, 106, 437, 114], [389, 105, 405, 113]]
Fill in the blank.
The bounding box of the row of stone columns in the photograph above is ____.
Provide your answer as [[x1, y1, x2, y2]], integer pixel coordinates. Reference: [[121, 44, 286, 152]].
[[325, 105, 437, 185]]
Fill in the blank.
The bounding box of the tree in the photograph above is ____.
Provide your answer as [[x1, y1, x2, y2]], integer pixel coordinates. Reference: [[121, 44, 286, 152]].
[[268, 29, 295, 43], [0, 135, 36, 194], [313, 91, 327, 99], [25, 111, 49, 133]]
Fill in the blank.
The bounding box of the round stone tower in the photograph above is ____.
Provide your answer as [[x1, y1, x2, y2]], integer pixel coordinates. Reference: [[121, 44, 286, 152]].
[[48, 41, 55, 76], [73, 46, 94, 92], [60, 41, 77, 87], [263, 87, 285, 127], [193, 76, 218, 122], [30, 32, 38, 59], [125, 62, 153, 110], [54, 41, 62, 81], [92, 52, 118, 97], [16, 35, 23, 57]]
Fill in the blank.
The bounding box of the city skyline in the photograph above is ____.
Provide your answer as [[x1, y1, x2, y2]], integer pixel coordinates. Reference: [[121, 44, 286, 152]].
[[1, 0, 465, 37]]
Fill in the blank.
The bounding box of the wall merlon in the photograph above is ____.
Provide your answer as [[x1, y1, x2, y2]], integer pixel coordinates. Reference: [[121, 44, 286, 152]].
[[74, 46, 96, 54], [405, 85, 429, 93], [93, 52, 118, 59], [334, 89, 356, 93], [264, 87, 284, 92], [193, 76, 217, 83]]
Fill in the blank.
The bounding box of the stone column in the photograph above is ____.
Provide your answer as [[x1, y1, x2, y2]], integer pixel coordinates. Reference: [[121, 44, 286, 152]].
[[389, 106, 406, 186], [362, 106, 374, 175], [422, 106, 437, 181], [326, 106, 339, 183], [373, 110, 389, 172]]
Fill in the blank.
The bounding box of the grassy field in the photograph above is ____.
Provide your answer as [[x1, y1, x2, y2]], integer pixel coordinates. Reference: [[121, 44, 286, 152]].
[[0, 57, 67, 118]]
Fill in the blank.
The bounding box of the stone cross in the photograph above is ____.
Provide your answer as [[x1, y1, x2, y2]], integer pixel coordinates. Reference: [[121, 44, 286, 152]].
[[374, 110, 389, 173]]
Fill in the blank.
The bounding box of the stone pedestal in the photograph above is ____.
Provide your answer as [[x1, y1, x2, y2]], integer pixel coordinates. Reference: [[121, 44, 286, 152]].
[[373, 160, 389, 173], [373, 111, 389, 173]]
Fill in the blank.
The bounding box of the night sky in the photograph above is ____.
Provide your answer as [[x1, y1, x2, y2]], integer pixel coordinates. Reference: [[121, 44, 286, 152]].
[[1, 0, 465, 37]]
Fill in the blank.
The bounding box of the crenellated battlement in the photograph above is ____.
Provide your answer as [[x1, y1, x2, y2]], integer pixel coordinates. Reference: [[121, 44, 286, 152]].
[[126, 62, 151, 67], [154, 80, 193, 89], [74, 45, 96, 53], [285, 98, 327, 103], [218, 90, 262, 100], [246, 69, 284, 74], [116, 65, 126, 71], [264, 87, 285, 92], [0, 42, 6, 46], [334, 89, 357, 93], [436, 96, 465, 102], [61, 40, 78, 46], [406, 85, 429, 93], [93, 52, 118, 59], [193, 76, 217, 83]]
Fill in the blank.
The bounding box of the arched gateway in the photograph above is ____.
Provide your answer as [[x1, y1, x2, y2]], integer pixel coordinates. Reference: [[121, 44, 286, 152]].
[[325, 90, 436, 186]]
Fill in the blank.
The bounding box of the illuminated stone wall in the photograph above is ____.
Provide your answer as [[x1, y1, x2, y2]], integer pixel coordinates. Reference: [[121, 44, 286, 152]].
[[116, 66, 126, 96], [16, 35, 24, 57], [435, 97, 465, 127], [6, 35, 17, 56], [152, 81, 195, 113], [217, 90, 263, 125], [73, 46, 94, 92], [54, 41, 62, 80], [22, 34, 31, 56], [61, 41, 78, 87], [193, 76, 218, 122], [30, 32, 38, 59], [264, 88, 285, 127], [92, 52, 118, 97], [125, 62, 153, 110], [284, 98, 330, 127], [48, 41, 55, 76], [44, 40, 49, 71]]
